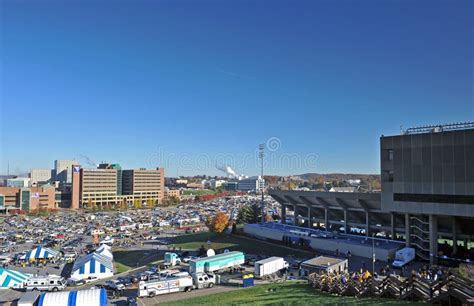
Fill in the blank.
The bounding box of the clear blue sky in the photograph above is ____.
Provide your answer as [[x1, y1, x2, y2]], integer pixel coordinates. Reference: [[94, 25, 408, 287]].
[[1, 0, 473, 176]]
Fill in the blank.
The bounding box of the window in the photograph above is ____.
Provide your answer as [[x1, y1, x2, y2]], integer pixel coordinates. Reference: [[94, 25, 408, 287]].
[[388, 149, 394, 161], [382, 170, 394, 182], [50, 281, 54, 284]]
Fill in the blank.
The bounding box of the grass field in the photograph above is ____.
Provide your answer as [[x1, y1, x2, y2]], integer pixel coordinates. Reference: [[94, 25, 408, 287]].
[[169, 232, 313, 258], [160, 282, 424, 306], [113, 249, 163, 273]]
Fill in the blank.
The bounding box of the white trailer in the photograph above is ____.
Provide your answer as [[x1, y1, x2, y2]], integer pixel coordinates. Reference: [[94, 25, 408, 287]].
[[254, 257, 289, 278], [392, 247, 415, 268]]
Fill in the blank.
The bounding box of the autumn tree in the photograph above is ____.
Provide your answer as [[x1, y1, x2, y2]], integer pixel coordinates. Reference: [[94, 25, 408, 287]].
[[206, 212, 229, 234]]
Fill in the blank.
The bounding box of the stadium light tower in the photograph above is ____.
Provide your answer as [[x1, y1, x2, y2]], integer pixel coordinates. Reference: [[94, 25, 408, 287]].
[[259, 143, 265, 223]]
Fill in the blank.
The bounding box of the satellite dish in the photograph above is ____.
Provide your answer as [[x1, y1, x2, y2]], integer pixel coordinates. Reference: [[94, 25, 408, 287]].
[[207, 249, 215, 257], [224, 249, 230, 253]]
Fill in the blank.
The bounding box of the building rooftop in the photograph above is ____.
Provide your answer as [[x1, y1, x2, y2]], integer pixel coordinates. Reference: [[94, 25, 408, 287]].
[[301, 256, 346, 268]]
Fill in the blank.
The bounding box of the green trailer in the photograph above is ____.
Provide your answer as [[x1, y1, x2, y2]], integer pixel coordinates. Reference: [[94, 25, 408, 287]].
[[189, 251, 245, 274]]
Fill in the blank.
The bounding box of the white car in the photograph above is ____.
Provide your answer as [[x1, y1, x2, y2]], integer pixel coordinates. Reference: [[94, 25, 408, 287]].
[[182, 256, 198, 263]]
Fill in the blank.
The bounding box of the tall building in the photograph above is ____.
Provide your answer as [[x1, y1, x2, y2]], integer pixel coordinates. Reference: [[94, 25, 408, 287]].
[[30, 169, 53, 184], [71, 165, 165, 209], [122, 168, 164, 203], [98, 163, 123, 195], [54, 160, 79, 183], [380, 123, 474, 263]]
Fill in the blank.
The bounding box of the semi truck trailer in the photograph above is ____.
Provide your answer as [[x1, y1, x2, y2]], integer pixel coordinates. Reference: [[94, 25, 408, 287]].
[[189, 251, 245, 274], [254, 257, 289, 278]]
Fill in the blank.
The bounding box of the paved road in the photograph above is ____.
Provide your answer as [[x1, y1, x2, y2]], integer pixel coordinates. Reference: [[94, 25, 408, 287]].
[[108, 285, 237, 306]]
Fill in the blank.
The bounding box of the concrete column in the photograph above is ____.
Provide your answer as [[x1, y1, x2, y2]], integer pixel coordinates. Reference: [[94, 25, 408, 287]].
[[324, 208, 329, 231], [452, 217, 457, 255], [429, 214, 438, 265], [390, 213, 395, 240], [405, 213, 411, 247], [343, 210, 348, 234], [307, 206, 311, 228], [281, 204, 286, 224], [365, 212, 370, 237], [293, 204, 297, 226]]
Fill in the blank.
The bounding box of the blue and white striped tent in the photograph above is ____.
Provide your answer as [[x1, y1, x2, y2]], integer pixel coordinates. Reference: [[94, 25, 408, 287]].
[[70, 252, 113, 280], [38, 288, 107, 306], [25, 246, 59, 261], [0, 268, 31, 289]]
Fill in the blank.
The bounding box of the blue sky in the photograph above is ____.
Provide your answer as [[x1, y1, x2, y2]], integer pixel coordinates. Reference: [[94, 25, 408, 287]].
[[1, 0, 473, 176]]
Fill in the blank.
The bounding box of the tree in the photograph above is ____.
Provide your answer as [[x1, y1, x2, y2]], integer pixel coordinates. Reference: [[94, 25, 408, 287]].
[[206, 212, 229, 234], [237, 203, 261, 224]]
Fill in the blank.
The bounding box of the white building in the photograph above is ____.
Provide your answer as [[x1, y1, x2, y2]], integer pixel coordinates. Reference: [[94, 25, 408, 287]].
[[54, 160, 79, 183], [6, 177, 30, 188], [30, 169, 53, 184], [238, 176, 265, 192]]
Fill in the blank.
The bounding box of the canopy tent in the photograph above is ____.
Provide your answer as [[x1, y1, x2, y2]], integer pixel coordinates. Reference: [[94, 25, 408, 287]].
[[70, 252, 113, 280], [24, 246, 59, 261], [0, 268, 31, 289], [38, 288, 107, 306]]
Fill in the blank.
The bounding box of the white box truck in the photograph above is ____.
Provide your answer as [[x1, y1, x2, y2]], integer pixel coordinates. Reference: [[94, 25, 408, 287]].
[[255, 257, 289, 278], [392, 247, 415, 268], [138, 273, 215, 298]]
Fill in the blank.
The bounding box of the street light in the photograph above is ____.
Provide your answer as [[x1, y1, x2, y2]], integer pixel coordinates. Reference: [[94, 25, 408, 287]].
[[372, 233, 376, 276], [259, 143, 265, 223]]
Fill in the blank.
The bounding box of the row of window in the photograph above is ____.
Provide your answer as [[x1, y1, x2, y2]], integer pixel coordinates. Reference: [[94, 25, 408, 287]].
[[394, 193, 474, 204]]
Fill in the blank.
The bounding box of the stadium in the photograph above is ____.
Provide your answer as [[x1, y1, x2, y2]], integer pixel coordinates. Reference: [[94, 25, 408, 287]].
[[249, 122, 474, 264]]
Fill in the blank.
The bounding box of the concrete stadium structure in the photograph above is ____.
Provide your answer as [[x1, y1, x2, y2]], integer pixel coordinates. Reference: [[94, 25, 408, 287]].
[[266, 123, 474, 264]]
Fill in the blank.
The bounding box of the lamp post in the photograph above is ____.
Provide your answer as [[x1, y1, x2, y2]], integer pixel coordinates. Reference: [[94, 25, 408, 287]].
[[259, 144, 265, 223], [372, 233, 376, 275]]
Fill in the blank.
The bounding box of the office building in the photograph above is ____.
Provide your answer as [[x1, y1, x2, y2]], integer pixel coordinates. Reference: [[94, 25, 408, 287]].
[[54, 160, 79, 183], [267, 122, 474, 264], [0, 185, 56, 212], [238, 176, 265, 192], [122, 168, 164, 201], [71, 165, 165, 209]]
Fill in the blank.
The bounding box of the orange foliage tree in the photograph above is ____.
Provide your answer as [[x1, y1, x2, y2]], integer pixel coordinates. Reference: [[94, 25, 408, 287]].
[[206, 212, 229, 234]]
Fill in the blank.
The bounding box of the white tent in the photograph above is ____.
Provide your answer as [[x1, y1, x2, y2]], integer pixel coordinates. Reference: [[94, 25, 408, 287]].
[[25, 246, 59, 261], [39, 288, 107, 306], [95, 244, 113, 259], [0, 268, 31, 289], [70, 252, 113, 280]]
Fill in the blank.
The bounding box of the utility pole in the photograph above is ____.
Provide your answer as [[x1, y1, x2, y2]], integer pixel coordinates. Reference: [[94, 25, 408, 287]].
[[259, 143, 265, 223]]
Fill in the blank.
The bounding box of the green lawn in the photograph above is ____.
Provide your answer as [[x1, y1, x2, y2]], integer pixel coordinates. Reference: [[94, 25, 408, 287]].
[[113, 249, 163, 272], [169, 232, 314, 258], [160, 282, 424, 306]]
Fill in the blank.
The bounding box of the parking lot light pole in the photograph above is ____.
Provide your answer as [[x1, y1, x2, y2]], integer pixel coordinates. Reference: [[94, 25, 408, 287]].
[[259, 143, 265, 223], [372, 233, 376, 275]]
